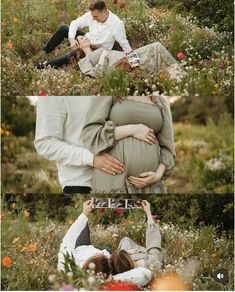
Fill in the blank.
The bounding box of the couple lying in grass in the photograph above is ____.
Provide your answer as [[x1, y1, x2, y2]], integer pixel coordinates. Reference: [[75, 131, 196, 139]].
[[58, 200, 162, 288]]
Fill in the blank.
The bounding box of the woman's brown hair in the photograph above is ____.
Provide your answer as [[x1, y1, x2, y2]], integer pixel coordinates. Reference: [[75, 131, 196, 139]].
[[110, 250, 135, 275], [83, 254, 111, 279]]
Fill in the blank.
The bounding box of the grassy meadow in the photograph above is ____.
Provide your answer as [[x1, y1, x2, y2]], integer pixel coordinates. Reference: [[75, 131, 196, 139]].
[[1, 194, 234, 291], [1, 0, 234, 97]]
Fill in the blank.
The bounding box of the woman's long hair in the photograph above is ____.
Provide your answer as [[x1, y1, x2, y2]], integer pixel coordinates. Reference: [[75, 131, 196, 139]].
[[110, 250, 135, 275]]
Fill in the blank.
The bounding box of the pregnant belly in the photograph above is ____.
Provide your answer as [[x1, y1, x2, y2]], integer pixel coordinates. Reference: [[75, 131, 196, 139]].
[[109, 137, 161, 177]]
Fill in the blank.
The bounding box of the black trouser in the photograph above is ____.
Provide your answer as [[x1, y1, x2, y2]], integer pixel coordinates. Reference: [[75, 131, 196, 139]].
[[43, 24, 85, 54], [35, 51, 77, 69], [75, 222, 113, 254], [63, 186, 92, 194]]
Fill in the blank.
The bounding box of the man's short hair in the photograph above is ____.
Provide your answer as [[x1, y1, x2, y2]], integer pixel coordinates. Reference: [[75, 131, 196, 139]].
[[83, 254, 111, 279], [89, 0, 107, 11]]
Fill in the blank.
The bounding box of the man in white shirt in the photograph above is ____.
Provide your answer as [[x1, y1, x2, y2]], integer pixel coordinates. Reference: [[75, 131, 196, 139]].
[[34, 96, 124, 193], [58, 199, 153, 286], [43, 0, 132, 55]]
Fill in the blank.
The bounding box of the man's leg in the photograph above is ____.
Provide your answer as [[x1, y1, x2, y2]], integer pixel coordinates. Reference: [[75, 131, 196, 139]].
[[75, 222, 91, 248], [43, 24, 86, 54]]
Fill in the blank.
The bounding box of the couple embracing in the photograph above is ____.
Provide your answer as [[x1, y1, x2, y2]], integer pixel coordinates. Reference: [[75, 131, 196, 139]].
[[35, 95, 175, 194], [36, 0, 182, 79], [58, 199, 162, 287]]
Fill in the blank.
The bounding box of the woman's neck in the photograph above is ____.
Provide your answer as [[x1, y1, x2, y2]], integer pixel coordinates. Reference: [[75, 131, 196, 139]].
[[82, 47, 92, 56]]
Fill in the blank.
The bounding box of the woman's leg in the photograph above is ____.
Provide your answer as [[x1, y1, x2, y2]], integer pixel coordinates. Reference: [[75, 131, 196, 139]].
[[43, 24, 86, 54], [75, 223, 91, 248], [35, 51, 77, 69]]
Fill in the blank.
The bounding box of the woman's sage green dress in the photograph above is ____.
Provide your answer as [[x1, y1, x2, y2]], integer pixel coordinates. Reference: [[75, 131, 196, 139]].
[[78, 41, 177, 77], [81, 96, 175, 194]]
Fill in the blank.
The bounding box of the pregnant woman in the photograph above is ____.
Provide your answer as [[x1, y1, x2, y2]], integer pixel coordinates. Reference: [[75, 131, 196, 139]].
[[81, 95, 175, 194], [35, 36, 182, 80]]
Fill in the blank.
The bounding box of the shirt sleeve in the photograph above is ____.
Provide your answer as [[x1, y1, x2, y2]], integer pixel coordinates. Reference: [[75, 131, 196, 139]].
[[157, 96, 176, 177], [81, 96, 117, 154], [68, 13, 89, 39], [113, 267, 153, 286], [62, 213, 88, 251], [58, 213, 88, 271], [113, 21, 132, 53], [34, 97, 94, 166]]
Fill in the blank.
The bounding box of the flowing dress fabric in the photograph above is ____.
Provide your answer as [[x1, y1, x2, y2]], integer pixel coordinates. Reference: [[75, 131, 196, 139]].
[[78, 42, 177, 77], [82, 96, 175, 194]]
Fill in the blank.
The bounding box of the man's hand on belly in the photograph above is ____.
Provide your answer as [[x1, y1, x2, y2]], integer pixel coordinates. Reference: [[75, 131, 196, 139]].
[[93, 153, 124, 175]]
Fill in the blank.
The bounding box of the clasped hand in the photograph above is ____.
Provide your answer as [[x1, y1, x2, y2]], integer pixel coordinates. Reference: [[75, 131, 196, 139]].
[[128, 171, 163, 188]]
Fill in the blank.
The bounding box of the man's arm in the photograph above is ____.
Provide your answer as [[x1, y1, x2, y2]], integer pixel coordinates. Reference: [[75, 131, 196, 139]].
[[113, 21, 132, 54], [62, 200, 93, 251], [68, 13, 89, 42], [34, 97, 94, 167], [34, 97, 124, 175]]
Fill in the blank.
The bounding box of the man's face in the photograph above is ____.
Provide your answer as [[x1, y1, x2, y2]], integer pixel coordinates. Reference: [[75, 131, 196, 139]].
[[91, 9, 107, 23]]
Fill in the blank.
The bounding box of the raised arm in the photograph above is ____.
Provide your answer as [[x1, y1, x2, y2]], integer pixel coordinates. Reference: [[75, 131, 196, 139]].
[[58, 201, 93, 271], [34, 97, 94, 167]]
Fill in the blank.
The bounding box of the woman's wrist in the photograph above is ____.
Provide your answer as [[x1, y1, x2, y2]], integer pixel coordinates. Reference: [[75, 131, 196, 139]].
[[155, 164, 166, 179], [114, 124, 135, 140]]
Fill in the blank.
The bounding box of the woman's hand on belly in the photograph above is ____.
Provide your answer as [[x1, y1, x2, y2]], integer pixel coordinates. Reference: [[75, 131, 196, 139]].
[[115, 124, 158, 144], [131, 124, 158, 144], [128, 164, 166, 188]]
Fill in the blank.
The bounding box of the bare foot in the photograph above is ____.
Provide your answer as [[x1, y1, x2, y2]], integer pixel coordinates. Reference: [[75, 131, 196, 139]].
[[54, 47, 60, 57]]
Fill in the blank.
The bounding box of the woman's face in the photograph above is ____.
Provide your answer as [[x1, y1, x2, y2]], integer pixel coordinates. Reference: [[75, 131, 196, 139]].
[[77, 36, 91, 49]]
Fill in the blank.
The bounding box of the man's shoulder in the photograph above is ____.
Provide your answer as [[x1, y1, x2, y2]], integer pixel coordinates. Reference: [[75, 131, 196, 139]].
[[79, 11, 92, 19], [109, 10, 123, 24]]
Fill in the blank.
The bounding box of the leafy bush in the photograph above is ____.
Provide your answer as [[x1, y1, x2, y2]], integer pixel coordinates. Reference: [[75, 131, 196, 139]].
[[1, 96, 35, 136], [146, 0, 234, 32], [173, 113, 234, 193]]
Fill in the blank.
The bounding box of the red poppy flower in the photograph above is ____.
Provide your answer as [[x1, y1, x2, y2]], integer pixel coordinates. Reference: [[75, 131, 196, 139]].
[[177, 52, 184, 60], [99, 208, 105, 213], [39, 91, 47, 96], [119, 3, 125, 9], [116, 209, 123, 215], [90, 87, 97, 95], [113, 0, 118, 4], [100, 281, 141, 291]]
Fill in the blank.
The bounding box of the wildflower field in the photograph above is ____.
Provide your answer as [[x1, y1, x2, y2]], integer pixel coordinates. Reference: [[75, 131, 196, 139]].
[[1, 0, 234, 98], [1, 194, 234, 291]]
